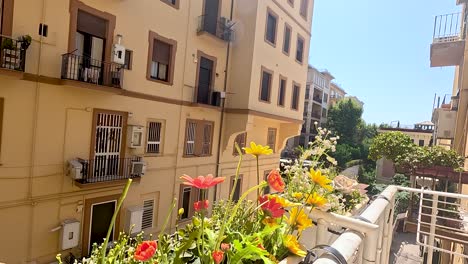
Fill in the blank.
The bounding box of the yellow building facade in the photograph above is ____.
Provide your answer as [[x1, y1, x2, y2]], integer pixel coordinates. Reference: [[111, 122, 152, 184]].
[[0, 0, 313, 262]]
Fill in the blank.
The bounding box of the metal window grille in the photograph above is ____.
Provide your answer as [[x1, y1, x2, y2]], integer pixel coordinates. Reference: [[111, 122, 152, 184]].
[[146, 121, 162, 154]]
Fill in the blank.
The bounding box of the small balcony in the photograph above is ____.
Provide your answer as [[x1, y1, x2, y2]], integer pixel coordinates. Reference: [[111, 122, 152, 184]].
[[61, 53, 124, 88], [197, 15, 234, 42], [311, 112, 321, 119], [312, 95, 322, 103], [0, 35, 28, 72], [68, 156, 145, 185], [430, 12, 466, 67]]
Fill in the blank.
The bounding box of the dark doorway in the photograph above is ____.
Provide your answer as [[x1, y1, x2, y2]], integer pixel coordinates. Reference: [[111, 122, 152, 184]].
[[89, 200, 116, 253], [197, 56, 214, 105], [203, 0, 220, 35]]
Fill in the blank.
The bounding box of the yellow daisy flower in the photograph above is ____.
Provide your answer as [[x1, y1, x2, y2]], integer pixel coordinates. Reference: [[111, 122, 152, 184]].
[[306, 192, 327, 208], [284, 235, 306, 257], [243, 142, 273, 157], [269, 195, 298, 207], [292, 192, 304, 200], [262, 217, 279, 227], [288, 207, 313, 232], [309, 168, 333, 191]]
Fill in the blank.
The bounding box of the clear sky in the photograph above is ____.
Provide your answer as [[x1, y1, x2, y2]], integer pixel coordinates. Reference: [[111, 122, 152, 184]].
[[308, 0, 461, 126]]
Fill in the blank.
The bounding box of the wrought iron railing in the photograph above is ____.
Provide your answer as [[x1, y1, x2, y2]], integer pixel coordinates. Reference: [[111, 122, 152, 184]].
[[0, 35, 27, 71], [433, 12, 465, 43], [311, 112, 321, 119], [61, 53, 124, 88], [313, 95, 322, 103], [75, 156, 143, 184], [197, 15, 234, 42]]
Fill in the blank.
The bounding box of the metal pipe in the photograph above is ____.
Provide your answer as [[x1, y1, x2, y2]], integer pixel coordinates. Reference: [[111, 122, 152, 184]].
[[426, 193, 439, 264]]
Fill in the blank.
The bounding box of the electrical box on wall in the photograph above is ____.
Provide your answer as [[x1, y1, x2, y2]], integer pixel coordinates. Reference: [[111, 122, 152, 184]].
[[128, 125, 144, 148], [125, 206, 143, 234], [113, 43, 126, 65], [60, 219, 80, 250]]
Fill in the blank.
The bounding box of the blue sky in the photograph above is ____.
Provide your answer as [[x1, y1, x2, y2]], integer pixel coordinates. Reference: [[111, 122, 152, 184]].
[[308, 0, 461, 126]]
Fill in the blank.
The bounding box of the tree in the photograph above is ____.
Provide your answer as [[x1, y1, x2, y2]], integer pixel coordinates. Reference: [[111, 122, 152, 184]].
[[327, 98, 363, 145], [368, 131, 414, 163]]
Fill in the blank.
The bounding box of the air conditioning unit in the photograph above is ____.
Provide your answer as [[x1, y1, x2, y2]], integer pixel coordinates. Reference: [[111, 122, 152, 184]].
[[131, 161, 146, 176], [128, 125, 144, 148], [125, 206, 143, 235], [60, 219, 80, 250], [68, 159, 83, 180]]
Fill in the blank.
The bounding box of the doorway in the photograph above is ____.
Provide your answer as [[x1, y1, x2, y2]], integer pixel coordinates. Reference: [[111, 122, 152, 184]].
[[196, 56, 214, 105]]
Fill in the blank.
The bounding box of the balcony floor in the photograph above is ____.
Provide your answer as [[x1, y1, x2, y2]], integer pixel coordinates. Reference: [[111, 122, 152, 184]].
[[390, 231, 422, 264]]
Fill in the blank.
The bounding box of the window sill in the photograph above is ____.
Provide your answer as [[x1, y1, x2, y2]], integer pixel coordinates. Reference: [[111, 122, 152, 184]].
[[264, 39, 276, 48], [259, 99, 271, 104], [183, 155, 213, 158], [147, 76, 173, 86], [282, 50, 290, 57], [144, 153, 163, 157], [160, 0, 180, 9], [295, 59, 304, 65]]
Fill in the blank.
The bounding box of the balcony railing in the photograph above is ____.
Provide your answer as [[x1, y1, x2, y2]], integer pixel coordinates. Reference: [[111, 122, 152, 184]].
[[307, 186, 468, 264], [61, 53, 124, 88], [0, 35, 27, 72], [197, 15, 234, 42], [433, 12, 465, 43], [69, 156, 143, 184], [311, 112, 321, 119]]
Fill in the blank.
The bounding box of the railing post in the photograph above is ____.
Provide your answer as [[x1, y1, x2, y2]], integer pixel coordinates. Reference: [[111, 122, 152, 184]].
[[426, 193, 439, 264], [316, 218, 328, 245]]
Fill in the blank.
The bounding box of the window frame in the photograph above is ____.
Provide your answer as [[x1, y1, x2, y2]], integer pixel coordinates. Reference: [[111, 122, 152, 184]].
[[195, 50, 217, 105], [160, 0, 180, 9], [233, 132, 247, 156], [267, 128, 277, 153], [147, 31, 177, 85], [178, 185, 197, 221], [264, 8, 278, 47], [123, 49, 133, 70], [283, 23, 292, 56], [259, 66, 274, 103], [230, 175, 243, 202], [277, 75, 287, 107], [291, 82, 301, 111], [295, 34, 305, 64], [300, 0, 309, 19], [145, 119, 165, 156], [183, 119, 215, 157]]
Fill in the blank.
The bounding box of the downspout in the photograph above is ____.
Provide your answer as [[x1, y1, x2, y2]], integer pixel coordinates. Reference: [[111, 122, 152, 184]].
[[27, 0, 46, 260], [214, 0, 234, 202]]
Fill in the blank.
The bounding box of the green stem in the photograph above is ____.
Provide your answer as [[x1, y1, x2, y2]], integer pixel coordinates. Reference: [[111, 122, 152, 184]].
[[159, 198, 177, 242], [100, 179, 132, 264], [256, 156, 260, 201]]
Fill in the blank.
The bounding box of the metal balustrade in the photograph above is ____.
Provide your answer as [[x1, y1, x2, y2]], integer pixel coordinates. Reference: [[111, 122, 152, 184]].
[[75, 156, 143, 184], [61, 53, 124, 88], [197, 15, 234, 42], [306, 186, 468, 264], [0, 35, 27, 71], [433, 12, 465, 43]]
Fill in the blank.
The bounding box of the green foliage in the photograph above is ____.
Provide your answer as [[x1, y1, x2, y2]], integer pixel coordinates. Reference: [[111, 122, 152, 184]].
[[334, 144, 361, 168], [391, 174, 409, 187], [345, 159, 362, 168], [327, 98, 363, 145], [368, 131, 414, 162]]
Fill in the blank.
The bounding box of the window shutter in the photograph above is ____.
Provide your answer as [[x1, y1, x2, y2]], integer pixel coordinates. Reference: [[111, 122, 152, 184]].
[[185, 121, 197, 155], [201, 122, 213, 155], [153, 40, 171, 64], [233, 132, 247, 155], [147, 121, 162, 154], [267, 128, 276, 151], [142, 200, 154, 229], [77, 10, 107, 39]]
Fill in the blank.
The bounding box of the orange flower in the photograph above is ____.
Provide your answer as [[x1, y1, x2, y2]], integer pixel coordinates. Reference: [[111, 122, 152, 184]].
[[134, 240, 157, 261], [259, 195, 285, 218], [267, 170, 285, 192], [212, 250, 224, 264], [181, 174, 225, 189], [194, 200, 209, 211]]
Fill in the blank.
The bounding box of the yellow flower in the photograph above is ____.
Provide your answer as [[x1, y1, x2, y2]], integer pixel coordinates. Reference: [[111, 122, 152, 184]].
[[243, 142, 273, 157], [262, 217, 279, 227], [269, 195, 298, 207], [309, 168, 333, 191], [292, 192, 304, 200], [306, 192, 327, 208], [288, 207, 313, 232], [284, 235, 306, 257]]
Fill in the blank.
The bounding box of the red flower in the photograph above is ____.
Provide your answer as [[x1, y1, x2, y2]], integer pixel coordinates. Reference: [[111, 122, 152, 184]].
[[258, 196, 285, 218], [267, 170, 285, 192], [194, 200, 209, 211], [134, 240, 157, 261], [212, 250, 224, 264], [221, 243, 230, 251], [181, 174, 225, 189]]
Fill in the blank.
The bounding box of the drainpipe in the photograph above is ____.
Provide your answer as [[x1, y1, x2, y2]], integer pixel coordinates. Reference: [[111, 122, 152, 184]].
[[214, 0, 234, 202]]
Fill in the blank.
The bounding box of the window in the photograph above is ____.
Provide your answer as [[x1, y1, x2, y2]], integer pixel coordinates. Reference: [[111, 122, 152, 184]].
[[304, 102, 309, 116], [148, 31, 176, 84], [283, 24, 291, 55], [196, 54, 215, 105], [161, 0, 179, 9], [233, 132, 247, 155], [292, 83, 300, 110], [296, 35, 304, 63], [323, 93, 328, 103], [179, 186, 193, 220], [260, 68, 273, 102], [419, 140, 425, 146], [184, 119, 214, 157], [146, 121, 163, 154], [267, 128, 277, 152], [300, 0, 308, 18], [124, 50, 133, 70], [142, 200, 155, 230], [264, 170, 271, 194], [305, 85, 310, 98], [230, 176, 243, 202], [322, 108, 327, 118], [278, 77, 286, 106], [265, 10, 277, 45]]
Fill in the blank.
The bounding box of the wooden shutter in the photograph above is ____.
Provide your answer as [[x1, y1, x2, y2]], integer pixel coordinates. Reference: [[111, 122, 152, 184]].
[[77, 10, 107, 39], [267, 128, 277, 152], [141, 200, 154, 229], [201, 122, 213, 156], [153, 39, 171, 64], [146, 121, 162, 154]]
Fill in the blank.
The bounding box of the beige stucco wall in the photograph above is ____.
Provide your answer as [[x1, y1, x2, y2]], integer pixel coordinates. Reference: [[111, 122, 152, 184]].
[[0, 0, 311, 262]]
